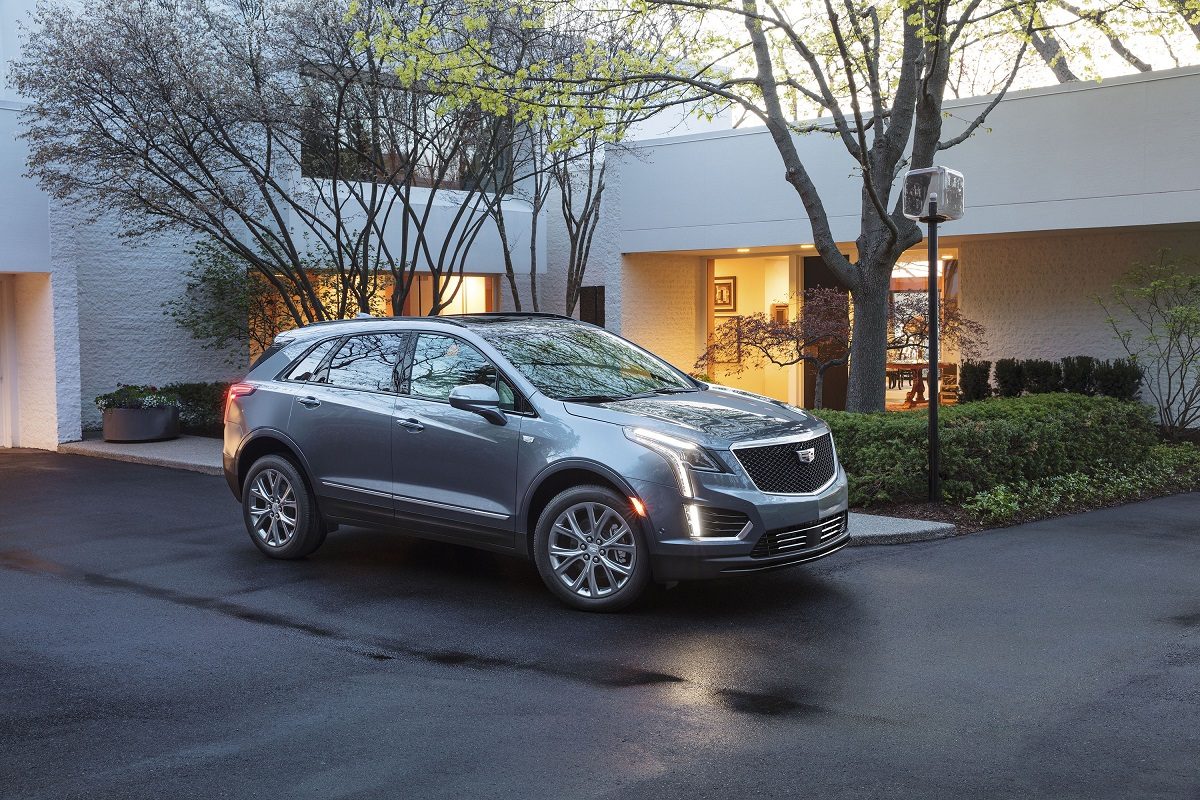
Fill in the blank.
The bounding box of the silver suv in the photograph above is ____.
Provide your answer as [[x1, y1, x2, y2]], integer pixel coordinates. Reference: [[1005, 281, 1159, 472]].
[[223, 313, 850, 611]]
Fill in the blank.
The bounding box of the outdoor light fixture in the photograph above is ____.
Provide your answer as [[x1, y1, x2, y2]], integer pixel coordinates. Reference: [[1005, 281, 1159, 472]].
[[903, 166, 966, 503], [903, 167, 965, 223], [736, 247, 751, 253]]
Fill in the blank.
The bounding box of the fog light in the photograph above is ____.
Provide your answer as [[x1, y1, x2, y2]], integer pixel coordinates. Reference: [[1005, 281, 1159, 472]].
[[685, 504, 703, 538]]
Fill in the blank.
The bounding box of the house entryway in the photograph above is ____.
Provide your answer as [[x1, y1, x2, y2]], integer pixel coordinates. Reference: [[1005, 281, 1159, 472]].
[[0, 272, 61, 450]]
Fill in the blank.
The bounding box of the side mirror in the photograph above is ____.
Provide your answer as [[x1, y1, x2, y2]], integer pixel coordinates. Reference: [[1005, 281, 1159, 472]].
[[448, 384, 506, 425]]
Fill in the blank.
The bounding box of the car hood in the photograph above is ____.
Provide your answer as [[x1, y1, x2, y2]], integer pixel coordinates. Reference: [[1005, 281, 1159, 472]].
[[562, 385, 825, 448]]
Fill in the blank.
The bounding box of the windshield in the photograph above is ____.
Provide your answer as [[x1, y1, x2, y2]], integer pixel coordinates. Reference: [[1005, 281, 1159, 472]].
[[479, 324, 696, 401]]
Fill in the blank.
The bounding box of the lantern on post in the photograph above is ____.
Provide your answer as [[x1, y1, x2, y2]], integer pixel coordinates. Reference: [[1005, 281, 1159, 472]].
[[902, 166, 965, 502]]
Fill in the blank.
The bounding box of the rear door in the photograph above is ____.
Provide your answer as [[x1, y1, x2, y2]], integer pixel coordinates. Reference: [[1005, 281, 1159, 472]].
[[284, 331, 408, 524], [392, 332, 524, 547]]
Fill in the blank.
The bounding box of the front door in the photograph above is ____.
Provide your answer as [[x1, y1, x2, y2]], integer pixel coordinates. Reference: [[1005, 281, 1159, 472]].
[[283, 332, 408, 524], [392, 332, 522, 547]]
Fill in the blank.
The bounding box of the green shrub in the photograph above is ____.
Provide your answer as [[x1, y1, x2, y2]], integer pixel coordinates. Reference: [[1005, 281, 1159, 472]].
[[1060, 356, 1097, 395], [815, 394, 1157, 506], [1021, 359, 1063, 393], [963, 444, 1200, 525], [1093, 358, 1143, 402], [95, 385, 180, 411], [994, 359, 1025, 397], [162, 381, 231, 432], [958, 360, 991, 402]]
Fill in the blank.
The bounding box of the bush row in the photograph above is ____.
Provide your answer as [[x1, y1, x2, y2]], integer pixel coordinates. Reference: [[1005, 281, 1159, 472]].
[[95, 381, 231, 436], [962, 444, 1200, 526], [958, 356, 1143, 402], [814, 393, 1158, 506]]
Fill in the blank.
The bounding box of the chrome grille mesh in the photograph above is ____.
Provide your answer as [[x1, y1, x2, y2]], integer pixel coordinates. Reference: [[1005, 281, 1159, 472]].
[[732, 433, 837, 494]]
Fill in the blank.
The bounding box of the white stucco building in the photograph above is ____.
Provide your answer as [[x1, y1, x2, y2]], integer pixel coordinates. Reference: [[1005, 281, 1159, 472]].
[[575, 67, 1200, 407], [0, 0, 545, 449], [0, 0, 1197, 449]]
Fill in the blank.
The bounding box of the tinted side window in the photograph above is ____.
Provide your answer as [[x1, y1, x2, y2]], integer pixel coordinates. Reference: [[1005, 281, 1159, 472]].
[[410, 334, 515, 410], [325, 333, 408, 392], [284, 339, 338, 383]]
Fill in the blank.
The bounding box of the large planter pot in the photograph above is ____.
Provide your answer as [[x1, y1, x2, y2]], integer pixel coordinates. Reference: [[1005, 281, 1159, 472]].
[[102, 407, 180, 443]]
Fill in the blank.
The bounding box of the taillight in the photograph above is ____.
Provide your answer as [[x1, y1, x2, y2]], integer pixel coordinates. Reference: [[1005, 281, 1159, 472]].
[[225, 383, 256, 419]]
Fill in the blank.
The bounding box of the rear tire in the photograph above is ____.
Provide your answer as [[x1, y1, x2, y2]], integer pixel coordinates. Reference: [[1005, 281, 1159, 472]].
[[533, 485, 650, 612], [242, 455, 326, 559]]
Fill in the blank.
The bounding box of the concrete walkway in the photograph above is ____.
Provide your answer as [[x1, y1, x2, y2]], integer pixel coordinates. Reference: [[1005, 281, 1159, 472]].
[[59, 432, 223, 476], [56, 433, 955, 543]]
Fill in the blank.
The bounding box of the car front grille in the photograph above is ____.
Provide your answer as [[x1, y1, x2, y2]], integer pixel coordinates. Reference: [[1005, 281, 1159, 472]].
[[750, 512, 848, 558], [696, 506, 751, 538], [732, 432, 837, 494]]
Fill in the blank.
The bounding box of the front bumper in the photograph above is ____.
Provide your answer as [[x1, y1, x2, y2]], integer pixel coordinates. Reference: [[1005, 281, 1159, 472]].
[[630, 466, 851, 582]]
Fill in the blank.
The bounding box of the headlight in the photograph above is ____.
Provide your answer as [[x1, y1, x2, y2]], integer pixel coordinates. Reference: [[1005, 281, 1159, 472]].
[[624, 427, 723, 498]]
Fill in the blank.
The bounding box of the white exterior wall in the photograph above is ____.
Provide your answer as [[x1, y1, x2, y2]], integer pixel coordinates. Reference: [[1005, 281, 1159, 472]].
[[959, 227, 1200, 363], [0, 0, 544, 445], [54, 206, 242, 430], [621, 253, 707, 371], [605, 67, 1200, 255]]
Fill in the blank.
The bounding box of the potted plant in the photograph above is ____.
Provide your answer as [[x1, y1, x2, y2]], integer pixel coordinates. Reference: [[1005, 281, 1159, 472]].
[[96, 385, 181, 443]]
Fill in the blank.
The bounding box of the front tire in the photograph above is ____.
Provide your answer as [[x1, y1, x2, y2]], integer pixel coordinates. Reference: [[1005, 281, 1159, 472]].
[[242, 455, 326, 559], [533, 485, 650, 612]]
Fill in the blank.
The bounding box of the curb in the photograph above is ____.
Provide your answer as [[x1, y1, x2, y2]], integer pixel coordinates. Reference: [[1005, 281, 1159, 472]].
[[58, 439, 223, 477], [847, 512, 958, 546]]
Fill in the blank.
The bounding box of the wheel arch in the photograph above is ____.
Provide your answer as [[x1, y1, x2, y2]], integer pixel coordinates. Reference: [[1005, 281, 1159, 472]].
[[517, 460, 643, 559], [235, 429, 318, 499]]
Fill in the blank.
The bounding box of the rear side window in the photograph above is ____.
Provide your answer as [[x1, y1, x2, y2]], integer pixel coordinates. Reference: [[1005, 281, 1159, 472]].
[[284, 339, 338, 383], [325, 333, 408, 393]]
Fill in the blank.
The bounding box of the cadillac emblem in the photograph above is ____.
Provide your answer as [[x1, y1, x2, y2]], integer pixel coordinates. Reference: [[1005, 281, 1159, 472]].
[[796, 447, 816, 464]]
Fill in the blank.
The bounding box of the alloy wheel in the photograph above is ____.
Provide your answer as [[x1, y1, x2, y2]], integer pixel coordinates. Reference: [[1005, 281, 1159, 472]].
[[248, 468, 298, 548], [548, 501, 636, 598]]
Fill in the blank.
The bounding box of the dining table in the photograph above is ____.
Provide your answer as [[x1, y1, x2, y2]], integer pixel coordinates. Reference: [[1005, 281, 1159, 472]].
[[888, 361, 956, 408]]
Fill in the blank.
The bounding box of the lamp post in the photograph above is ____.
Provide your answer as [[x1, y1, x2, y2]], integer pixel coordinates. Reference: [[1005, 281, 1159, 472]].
[[902, 167, 965, 502]]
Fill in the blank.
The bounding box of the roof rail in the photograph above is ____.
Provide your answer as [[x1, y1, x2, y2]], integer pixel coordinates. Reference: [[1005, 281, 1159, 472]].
[[444, 312, 576, 321]]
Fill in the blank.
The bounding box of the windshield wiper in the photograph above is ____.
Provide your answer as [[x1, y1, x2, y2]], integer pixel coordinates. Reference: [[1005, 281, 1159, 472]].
[[561, 392, 655, 403], [652, 386, 699, 394]]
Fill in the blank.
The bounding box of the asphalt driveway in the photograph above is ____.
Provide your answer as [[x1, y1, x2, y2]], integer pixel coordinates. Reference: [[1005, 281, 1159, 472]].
[[1, 449, 1197, 799]]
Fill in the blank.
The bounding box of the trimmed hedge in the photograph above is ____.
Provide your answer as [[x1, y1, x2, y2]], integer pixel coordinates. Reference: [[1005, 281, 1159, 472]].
[[963, 444, 1200, 526], [1022, 359, 1063, 393], [993, 359, 1025, 397], [959, 360, 992, 402], [814, 394, 1157, 506], [162, 381, 230, 432], [1093, 359, 1143, 402]]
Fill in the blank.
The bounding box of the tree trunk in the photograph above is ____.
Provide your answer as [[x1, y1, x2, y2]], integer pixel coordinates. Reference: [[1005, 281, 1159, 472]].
[[845, 271, 891, 412], [813, 369, 825, 410]]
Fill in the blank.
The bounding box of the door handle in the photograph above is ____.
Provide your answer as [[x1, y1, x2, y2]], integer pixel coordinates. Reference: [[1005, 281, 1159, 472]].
[[396, 417, 424, 433], [298, 396, 321, 409]]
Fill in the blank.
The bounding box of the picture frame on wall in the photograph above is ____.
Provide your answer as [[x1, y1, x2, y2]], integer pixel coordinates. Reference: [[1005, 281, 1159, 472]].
[[713, 276, 737, 313]]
